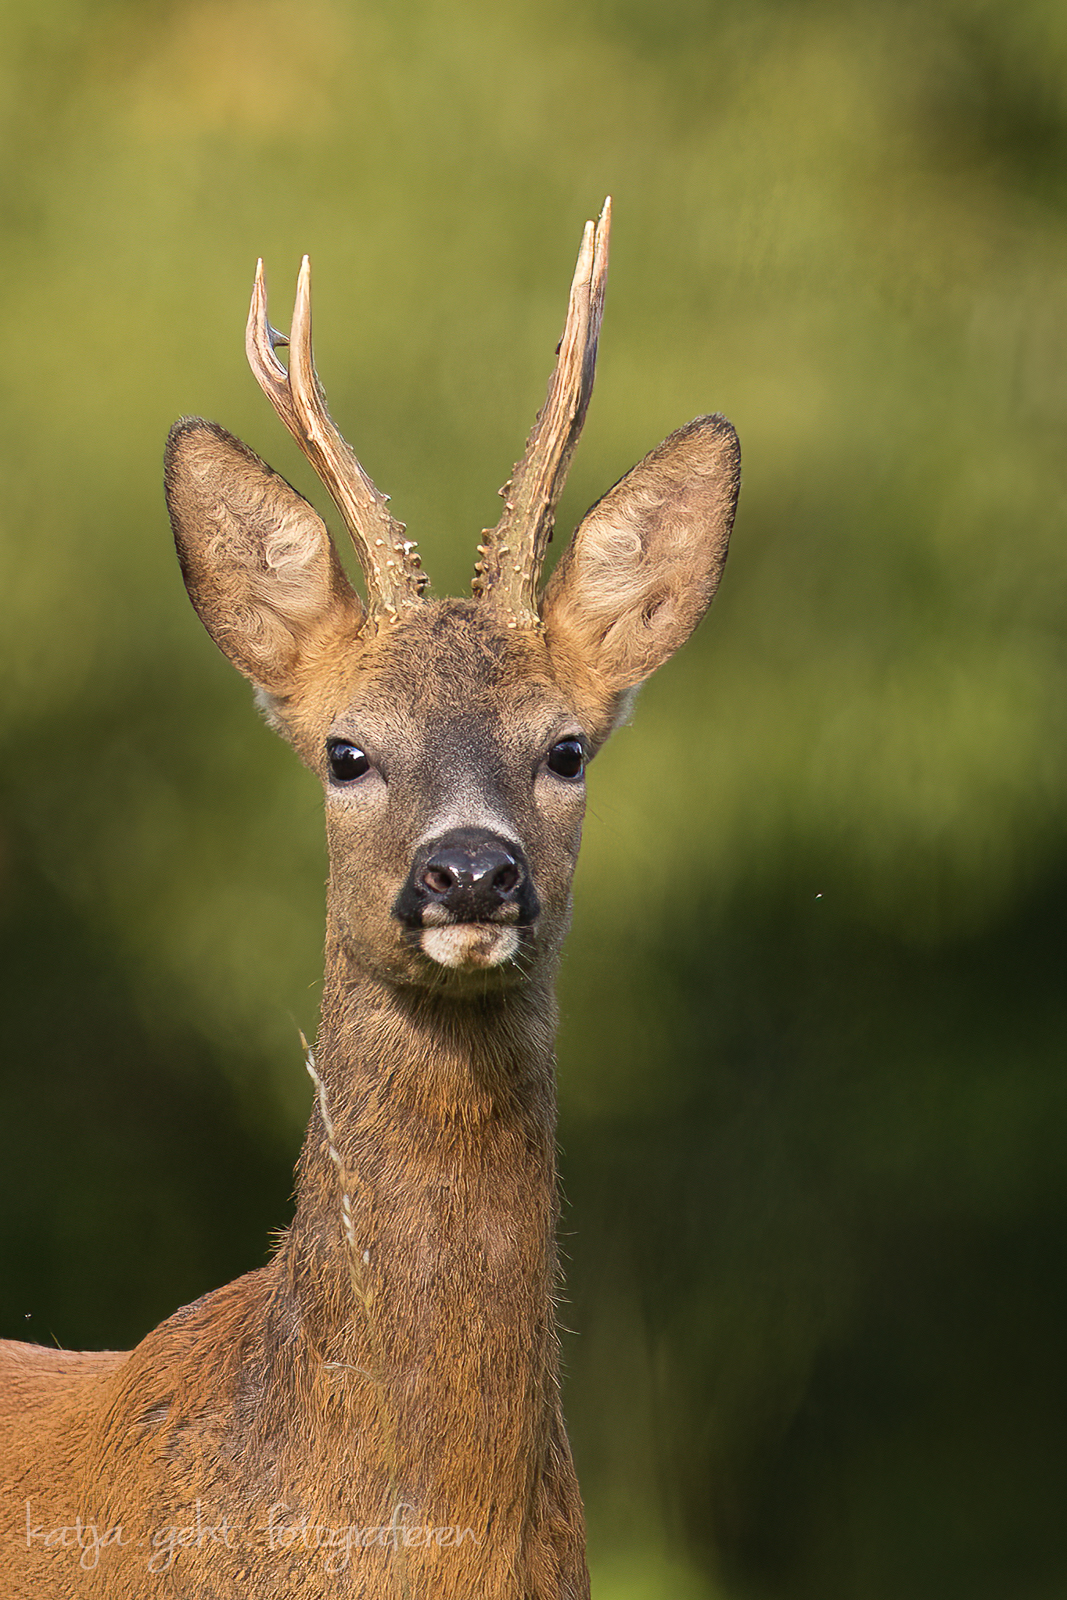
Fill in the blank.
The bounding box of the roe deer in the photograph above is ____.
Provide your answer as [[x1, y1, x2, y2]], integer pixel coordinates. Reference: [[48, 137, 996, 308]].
[[0, 200, 740, 1598]]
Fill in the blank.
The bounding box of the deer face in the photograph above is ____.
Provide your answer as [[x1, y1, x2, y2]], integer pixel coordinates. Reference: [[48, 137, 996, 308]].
[[164, 210, 740, 997], [295, 602, 595, 991]]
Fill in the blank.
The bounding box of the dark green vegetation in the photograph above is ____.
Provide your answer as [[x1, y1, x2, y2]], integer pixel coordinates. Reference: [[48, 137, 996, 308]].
[[2, 2, 1065, 1595]]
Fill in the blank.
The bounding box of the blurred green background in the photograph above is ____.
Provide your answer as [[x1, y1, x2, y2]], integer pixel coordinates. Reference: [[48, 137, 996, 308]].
[[2, 0, 1065, 1595]]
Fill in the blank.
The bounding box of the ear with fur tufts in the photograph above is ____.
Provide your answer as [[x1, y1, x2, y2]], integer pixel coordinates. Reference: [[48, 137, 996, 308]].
[[540, 413, 740, 697], [164, 418, 365, 695]]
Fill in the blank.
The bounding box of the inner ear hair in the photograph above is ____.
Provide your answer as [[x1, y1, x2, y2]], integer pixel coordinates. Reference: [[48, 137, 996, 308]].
[[165, 418, 365, 693], [540, 414, 740, 692]]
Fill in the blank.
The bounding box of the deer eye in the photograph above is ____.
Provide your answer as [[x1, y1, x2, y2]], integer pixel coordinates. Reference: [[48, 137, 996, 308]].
[[546, 738, 585, 780], [326, 739, 371, 783]]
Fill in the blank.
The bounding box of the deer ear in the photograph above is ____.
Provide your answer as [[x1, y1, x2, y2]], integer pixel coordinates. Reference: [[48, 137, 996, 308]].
[[540, 414, 740, 697], [164, 418, 365, 694]]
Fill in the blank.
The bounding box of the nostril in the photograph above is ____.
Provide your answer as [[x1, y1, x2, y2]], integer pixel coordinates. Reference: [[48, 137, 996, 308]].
[[491, 861, 520, 895], [423, 865, 457, 895]]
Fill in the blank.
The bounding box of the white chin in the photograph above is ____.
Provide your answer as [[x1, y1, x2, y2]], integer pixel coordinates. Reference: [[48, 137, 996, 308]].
[[419, 925, 521, 970]]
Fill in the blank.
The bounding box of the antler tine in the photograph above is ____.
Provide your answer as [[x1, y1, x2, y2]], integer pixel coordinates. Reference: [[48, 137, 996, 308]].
[[473, 198, 611, 626], [245, 257, 428, 623]]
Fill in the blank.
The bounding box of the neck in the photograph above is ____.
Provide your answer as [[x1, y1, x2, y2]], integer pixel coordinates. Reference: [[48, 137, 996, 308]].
[[272, 934, 564, 1535], [308, 935, 559, 1137]]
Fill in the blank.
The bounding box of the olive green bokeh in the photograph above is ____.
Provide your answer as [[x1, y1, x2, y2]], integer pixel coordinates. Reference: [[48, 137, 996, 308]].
[[2, 2, 1065, 1596]]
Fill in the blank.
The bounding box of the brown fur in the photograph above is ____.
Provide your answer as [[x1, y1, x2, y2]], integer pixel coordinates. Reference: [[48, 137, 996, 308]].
[[0, 292, 739, 1596]]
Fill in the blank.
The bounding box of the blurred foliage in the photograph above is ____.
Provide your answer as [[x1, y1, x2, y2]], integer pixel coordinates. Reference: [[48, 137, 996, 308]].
[[1, 0, 1066, 1596]]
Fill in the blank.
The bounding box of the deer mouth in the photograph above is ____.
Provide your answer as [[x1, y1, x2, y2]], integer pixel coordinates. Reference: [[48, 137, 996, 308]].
[[417, 921, 523, 970]]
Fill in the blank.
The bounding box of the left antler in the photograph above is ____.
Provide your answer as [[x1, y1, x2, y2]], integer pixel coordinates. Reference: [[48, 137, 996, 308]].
[[246, 256, 428, 623], [473, 198, 611, 627]]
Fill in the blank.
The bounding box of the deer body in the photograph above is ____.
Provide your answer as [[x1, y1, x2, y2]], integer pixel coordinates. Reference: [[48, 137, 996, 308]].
[[0, 205, 740, 1597]]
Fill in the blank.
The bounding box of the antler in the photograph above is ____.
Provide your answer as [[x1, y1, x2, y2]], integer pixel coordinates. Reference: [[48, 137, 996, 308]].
[[246, 257, 428, 623], [473, 198, 611, 626]]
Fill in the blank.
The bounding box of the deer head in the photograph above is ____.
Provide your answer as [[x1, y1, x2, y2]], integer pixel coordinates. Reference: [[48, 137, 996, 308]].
[[163, 203, 740, 998]]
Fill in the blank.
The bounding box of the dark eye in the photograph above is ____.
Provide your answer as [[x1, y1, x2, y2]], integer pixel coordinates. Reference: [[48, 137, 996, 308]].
[[546, 738, 585, 780], [326, 739, 371, 783]]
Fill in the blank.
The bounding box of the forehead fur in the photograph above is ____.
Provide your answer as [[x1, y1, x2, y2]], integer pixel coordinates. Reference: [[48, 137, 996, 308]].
[[273, 597, 616, 760], [360, 601, 551, 709]]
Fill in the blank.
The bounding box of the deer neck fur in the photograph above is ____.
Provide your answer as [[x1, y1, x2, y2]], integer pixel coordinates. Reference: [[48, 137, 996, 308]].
[[271, 931, 566, 1539]]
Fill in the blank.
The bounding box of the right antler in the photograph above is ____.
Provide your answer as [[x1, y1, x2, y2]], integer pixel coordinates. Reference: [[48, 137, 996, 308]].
[[473, 198, 611, 628], [246, 257, 429, 624]]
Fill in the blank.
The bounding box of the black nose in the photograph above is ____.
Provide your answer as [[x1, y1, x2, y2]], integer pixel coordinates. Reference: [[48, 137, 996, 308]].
[[394, 828, 539, 927]]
